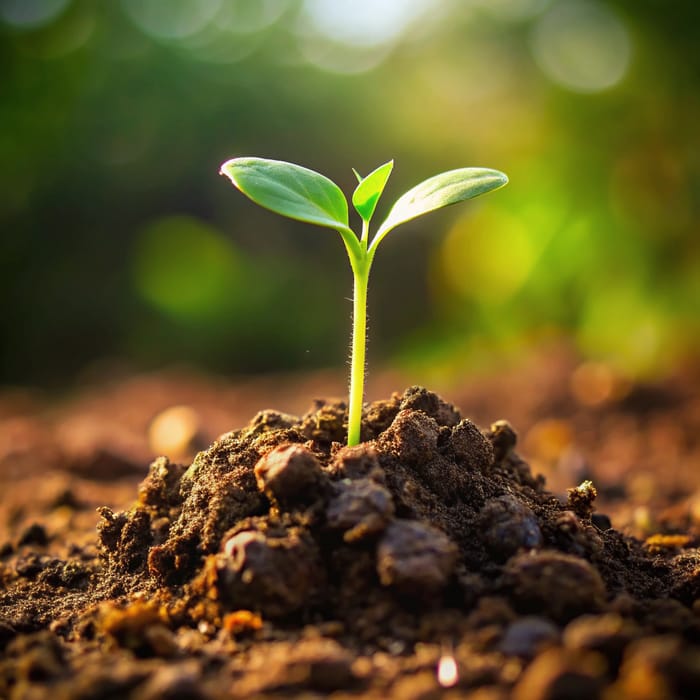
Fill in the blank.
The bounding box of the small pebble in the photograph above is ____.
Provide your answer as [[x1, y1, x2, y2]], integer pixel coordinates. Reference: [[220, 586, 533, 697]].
[[218, 528, 322, 617], [254, 444, 326, 510], [480, 495, 543, 561], [326, 479, 394, 542], [376, 519, 457, 595]]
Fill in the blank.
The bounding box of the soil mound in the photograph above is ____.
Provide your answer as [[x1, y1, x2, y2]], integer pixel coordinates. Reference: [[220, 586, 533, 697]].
[[2, 387, 700, 698]]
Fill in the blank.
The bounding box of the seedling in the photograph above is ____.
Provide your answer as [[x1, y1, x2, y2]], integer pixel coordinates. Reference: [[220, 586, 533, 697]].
[[220, 157, 507, 446]]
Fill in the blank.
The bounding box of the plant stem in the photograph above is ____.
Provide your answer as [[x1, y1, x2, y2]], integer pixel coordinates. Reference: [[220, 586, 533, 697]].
[[347, 260, 369, 446], [360, 218, 370, 245]]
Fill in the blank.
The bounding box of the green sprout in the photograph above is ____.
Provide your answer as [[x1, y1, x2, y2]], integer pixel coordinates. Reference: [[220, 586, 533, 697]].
[[220, 157, 508, 447]]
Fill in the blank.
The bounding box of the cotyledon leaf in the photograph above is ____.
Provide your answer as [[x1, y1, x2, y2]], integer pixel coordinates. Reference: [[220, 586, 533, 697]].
[[220, 157, 350, 232], [371, 167, 508, 251]]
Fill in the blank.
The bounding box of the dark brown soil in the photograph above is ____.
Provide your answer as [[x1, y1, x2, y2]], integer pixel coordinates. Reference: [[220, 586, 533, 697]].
[[2, 358, 700, 699]]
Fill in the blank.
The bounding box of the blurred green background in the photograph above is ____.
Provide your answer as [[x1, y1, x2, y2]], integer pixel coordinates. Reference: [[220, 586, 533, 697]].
[[1, 0, 698, 388]]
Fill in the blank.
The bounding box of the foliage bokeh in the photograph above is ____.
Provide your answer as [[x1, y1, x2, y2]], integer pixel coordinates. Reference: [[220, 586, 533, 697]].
[[1, 0, 698, 386]]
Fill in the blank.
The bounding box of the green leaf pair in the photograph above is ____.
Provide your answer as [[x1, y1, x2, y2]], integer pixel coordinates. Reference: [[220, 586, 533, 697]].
[[220, 156, 508, 446], [220, 157, 507, 254]]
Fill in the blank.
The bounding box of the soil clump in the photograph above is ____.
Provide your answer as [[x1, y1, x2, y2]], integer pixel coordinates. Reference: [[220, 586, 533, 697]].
[[2, 385, 700, 698]]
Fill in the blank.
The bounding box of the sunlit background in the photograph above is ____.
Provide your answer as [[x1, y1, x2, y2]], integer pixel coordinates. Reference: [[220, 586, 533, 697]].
[[2, 0, 698, 388]]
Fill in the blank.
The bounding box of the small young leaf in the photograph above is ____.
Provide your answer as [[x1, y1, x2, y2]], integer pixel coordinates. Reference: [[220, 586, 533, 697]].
[[373, 167, 508, 247], [220, 157, 350, 232], [352, 160, 394, 223]]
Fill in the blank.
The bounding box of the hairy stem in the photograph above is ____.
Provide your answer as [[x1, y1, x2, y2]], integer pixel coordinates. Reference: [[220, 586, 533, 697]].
[[347, 260, 369, 446], [360, 218, 370, 245]]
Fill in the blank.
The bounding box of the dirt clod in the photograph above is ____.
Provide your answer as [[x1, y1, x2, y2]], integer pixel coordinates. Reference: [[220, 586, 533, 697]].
[[479, 495, 543, 561], [504, 551, 607, 623], [328, 444, 385, 481], [253, 443, 326, 510], [380, 409, 440, 465], [567, 479, 598, 519], [2, 382, 700, 698], [450, 418, 495, 469], [327, 478, 394, 542], [216, 527, 323, 617], [17, 523, 49, 548], [486, 420, 518, 464], [376, 519, 458, 595]]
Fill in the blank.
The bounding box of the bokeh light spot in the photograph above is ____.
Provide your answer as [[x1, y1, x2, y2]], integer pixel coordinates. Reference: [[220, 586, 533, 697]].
[[301, 0, 437, 48], [530, 0, 631, 93], [570, 361, 629, 407], [297, 35, 393, 75], [577, 288, 668, 376], [0, 0, 70, 29], [179, 22, 260, 65], [440, 209, 537, 303], [132, 216, 241, 321], [217, 0, 288, 34], [121, 0, 222, 41]]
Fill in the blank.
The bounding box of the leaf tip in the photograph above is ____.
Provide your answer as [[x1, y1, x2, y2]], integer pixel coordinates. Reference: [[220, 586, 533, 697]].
[[219, 158, 233, 176]]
